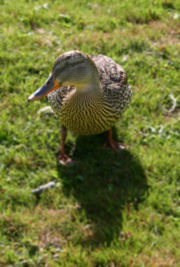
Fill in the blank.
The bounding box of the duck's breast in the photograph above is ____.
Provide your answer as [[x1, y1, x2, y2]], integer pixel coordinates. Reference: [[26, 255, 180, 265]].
[[60, 93, 119, 135]]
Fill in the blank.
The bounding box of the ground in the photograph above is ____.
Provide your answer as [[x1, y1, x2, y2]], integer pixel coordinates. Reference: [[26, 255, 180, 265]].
[[0, 0, 180, 266]]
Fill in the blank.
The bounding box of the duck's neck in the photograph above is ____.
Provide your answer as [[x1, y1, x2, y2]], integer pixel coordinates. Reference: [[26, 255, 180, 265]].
[[75, 72, 102, 95], [68, 57, 102, 95], [70, 80, 104, 109]]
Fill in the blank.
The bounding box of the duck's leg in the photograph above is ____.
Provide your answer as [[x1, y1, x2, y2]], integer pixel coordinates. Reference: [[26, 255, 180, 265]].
[[59, 126, 73, 166], [103, 128, 126, 151]]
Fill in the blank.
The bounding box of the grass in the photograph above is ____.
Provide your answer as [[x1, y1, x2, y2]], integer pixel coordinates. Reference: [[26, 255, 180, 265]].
[[0, 0, 180, 266]]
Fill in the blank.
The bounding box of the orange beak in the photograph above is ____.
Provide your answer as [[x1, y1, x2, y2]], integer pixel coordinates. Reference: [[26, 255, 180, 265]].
[[28, 75, 61, 102]]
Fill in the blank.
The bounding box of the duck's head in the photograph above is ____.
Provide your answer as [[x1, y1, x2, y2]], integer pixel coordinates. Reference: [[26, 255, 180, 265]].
[[28, 51, 99, 102]]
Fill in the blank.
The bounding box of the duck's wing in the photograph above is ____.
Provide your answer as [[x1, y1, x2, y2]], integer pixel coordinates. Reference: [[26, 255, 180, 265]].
[[90, 54, 127, 90], [90, 54, 132, 115]]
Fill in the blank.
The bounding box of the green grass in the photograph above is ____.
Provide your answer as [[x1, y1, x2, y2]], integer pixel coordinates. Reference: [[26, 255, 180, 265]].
[[0, 0, 180, 266]]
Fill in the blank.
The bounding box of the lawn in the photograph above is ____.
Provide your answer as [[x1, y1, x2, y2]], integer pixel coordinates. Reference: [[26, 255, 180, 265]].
[[0, 0, 180, 266]]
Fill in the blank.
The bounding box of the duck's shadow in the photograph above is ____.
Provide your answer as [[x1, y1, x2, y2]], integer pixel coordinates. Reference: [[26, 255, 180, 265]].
[[57, 131, 148, 246]]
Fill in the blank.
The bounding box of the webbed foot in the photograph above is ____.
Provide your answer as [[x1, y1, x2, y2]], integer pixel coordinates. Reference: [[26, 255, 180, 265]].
[[59, 153, 74, 166], [103, 129, 126, 152]]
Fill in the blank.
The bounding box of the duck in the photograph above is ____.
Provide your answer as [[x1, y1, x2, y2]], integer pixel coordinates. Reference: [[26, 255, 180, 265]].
[[28, 51, 132, 165]]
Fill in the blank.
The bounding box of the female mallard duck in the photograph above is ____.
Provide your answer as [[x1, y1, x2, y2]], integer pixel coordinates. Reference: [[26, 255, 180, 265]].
[[28, 51, 132, 165]]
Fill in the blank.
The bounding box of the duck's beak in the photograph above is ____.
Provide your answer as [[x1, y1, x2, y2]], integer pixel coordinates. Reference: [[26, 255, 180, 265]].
[[28, 74, 62, 102]]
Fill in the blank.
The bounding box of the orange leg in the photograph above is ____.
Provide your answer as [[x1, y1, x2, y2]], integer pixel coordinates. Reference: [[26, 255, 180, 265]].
[[103, 129, 126, 151], [59, 126, 73, 166]]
